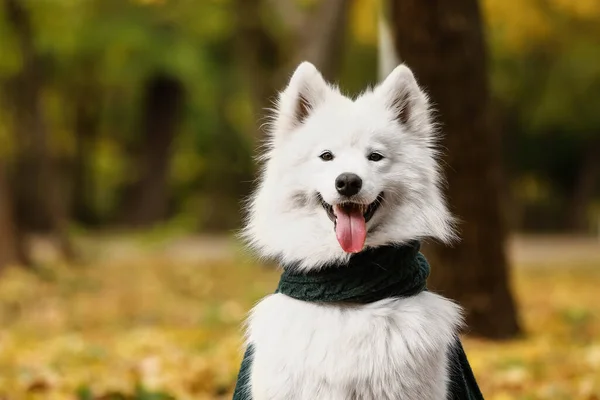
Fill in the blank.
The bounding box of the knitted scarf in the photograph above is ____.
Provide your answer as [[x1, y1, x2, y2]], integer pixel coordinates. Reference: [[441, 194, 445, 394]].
[[232, 242, 484, 400]]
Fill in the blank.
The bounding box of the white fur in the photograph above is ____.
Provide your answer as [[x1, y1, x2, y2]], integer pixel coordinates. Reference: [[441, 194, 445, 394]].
[[246, 292, 463, 400], [241, 62, 463, 399], [242, 61, 456, 271]]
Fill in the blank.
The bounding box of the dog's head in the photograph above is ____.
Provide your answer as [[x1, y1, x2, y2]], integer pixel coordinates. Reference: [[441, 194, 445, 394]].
[[242, 62, 455, 270]]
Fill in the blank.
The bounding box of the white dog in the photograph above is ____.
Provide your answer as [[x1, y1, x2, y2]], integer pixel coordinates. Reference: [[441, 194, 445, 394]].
[[232, 62, 483, 400]]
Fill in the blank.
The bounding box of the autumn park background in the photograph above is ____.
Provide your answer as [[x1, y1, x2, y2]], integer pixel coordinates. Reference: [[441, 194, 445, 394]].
[[0, 0, 599, 399]]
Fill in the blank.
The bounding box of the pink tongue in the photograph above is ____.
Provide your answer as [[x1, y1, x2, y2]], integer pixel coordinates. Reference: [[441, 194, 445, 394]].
[[334, 205, 367, 253]]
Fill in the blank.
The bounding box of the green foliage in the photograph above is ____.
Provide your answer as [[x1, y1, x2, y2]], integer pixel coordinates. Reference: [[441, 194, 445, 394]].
[[484, 0, 600, 229], [0, 0, 257, 229], [489, 13, 600, 136], [0, 0, 598, 232]]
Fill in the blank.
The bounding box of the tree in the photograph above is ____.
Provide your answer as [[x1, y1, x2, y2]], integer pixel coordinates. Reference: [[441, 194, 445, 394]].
[[564, 135, 600, 231], [0, 162, 20, 270], [120, 73, 185, 226], [389, 0, 521, 338], [484, 0, 600, 233], [290, 0, 350, 81], [234, 0, 350, 139], [70, 60, 103, 226], [3, 0, 73, 259]]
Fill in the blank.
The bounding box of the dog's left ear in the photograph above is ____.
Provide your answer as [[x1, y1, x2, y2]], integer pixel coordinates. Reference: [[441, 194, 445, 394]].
[[273, 62, 330, 135], [375, 64, 431, 134]]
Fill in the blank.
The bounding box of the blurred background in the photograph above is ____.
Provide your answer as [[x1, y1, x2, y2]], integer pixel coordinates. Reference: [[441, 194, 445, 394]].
[[0, 0, 598, 399]]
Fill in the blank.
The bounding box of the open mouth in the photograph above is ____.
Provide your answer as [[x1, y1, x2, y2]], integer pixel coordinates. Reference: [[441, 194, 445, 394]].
[[318, 193, 384, 253], [318, 193, 384, 224]]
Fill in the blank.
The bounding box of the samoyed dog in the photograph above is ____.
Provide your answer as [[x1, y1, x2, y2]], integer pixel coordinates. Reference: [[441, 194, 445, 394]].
[[238, 62, 473, 399]]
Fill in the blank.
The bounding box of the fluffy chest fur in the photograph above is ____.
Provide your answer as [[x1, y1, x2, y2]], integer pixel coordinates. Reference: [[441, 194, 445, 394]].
[[247, 291, 463, 400]]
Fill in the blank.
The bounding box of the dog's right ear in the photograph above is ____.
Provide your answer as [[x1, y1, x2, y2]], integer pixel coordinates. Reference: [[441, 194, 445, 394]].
[[273, 62, 329, 134]]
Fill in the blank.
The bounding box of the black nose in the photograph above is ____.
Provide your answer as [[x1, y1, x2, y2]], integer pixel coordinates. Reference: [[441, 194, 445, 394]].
[[335, 173, 362, 197]]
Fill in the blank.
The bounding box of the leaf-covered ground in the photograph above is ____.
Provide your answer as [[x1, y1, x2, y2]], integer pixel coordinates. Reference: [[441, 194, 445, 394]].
[[0, 240, 598, 400]]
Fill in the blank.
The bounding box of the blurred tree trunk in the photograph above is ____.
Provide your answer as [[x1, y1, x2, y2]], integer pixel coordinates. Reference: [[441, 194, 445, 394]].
[[390, 0, 521, 338], [120, 74, 184, 227], [4, 0, 50, 231], [72, 71, 101, 226], [4, 0, 73, 260], [294, 0, 349, 81], [233, 0, 285, 140], [564, 136, 600, 232], [234, 0, 349, 139], [0, 162, 20, 270]]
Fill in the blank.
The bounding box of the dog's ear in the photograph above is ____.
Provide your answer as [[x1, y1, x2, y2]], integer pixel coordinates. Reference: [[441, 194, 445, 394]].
[[273, 62, 330, 134], [375, 64, 431, 134]]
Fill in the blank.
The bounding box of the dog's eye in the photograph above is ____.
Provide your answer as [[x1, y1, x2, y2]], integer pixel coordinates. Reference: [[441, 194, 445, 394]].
[[368, 152, 384, 162], [319, 151, 334, 161]]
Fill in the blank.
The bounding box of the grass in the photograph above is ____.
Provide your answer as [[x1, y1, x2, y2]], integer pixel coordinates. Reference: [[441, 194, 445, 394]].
[[0, 249, 598, 399]]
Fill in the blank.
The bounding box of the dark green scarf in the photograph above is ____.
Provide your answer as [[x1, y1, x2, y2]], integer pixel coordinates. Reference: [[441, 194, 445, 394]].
[[232, 242, 484, 400]]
